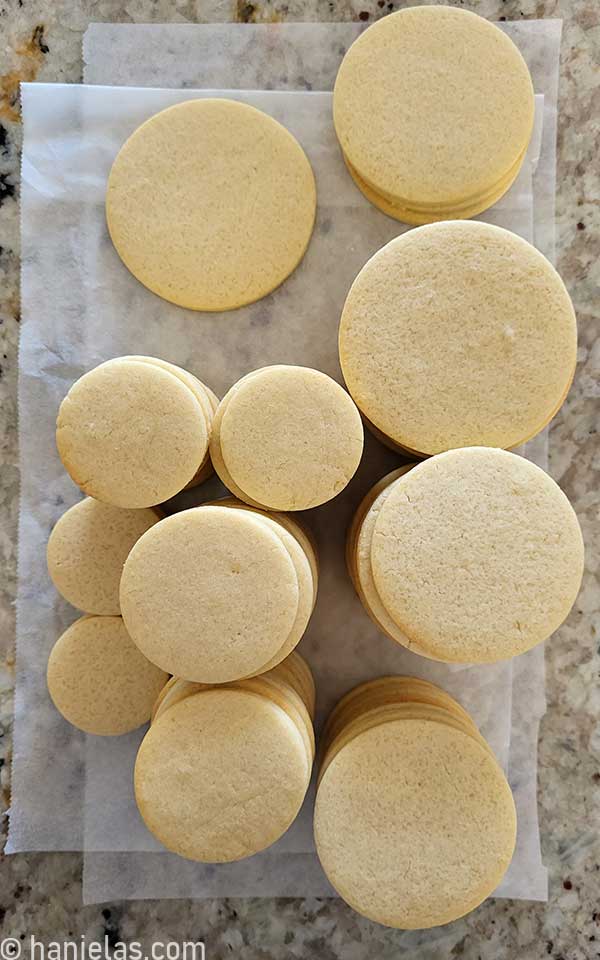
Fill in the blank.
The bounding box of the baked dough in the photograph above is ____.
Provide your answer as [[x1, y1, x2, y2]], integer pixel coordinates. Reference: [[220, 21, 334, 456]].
[[339, 222, 577, 455], [47, 497, 160, 615], [369, 448, 584, 662], [211, 365, 364, 510], [314, 676, 516, 928], [47, 615, 168, 735], [333, 6, 534, 222], [120, 505, 301, 682], [106, 98, 316, 311]]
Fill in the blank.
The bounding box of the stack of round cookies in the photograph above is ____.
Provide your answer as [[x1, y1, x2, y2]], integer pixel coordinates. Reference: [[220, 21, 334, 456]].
[[347, 448, 584, 663], [210, 365, 364, 511], [333, 7, 534, 224], [339, 221, 577, 457], [314, 676, 517, 928], [120, 500, 318, 683], [135, 652, 315, 862], [56, 356, 219, 508]]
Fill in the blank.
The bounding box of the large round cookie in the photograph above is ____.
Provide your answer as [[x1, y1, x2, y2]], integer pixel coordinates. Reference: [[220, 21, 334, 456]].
[[333, 6, 534, 213], [339, 222, 577, 455], [106, 98, 316, 311], [314, 717, 516, 928], [370, 448, 584, 662]]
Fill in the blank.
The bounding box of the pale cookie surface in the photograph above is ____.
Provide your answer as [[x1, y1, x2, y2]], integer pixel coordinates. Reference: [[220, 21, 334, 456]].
[[216, 366, 364, 510], [333, 6, 534, 207], [47, 498, 159, 615], [135, 688, 310, 862], [314, 718, 516, 929], [120, 506, 300, 683], [370, 448, 585, 662], [47, 615, 168, 736], [339, 222, 577, 454], [56, 359, 209, 508], [106, 98, 316, 311]]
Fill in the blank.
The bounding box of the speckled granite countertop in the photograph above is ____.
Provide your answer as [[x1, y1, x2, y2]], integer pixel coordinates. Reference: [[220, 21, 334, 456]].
[[0, 1, 598, 957]]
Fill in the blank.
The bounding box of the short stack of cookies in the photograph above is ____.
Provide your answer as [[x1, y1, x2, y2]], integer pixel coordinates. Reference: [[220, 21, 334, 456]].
[[347, 448, 584, 663], [56, 356, 219, 507], [333, 6, 535, 224], [119, 500, 318, 682], [210, 365, 364, 511]]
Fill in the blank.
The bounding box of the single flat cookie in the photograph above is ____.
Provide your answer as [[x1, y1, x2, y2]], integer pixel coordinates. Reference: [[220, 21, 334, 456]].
[[339, 222, 577, 455], [106, 98, 316, 311], [56, 358, 210, 508], [120, 505, 300, 682], [213, 365, 364, 511], [370, 447, 585, 662], [135, 688, 311, 861], [314, 717, 516, 928], [47, 615, 168, 735], [47, 497, 159, 615], [333, 6, 534, 212]]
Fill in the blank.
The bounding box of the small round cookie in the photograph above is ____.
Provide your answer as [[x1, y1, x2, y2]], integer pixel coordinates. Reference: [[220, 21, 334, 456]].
[[47, 498, 160, 615], [120, 505, 300, 683], [212, 366, 364, 511], [339, 222, 577, 455], [370, 447, 584, 663], [135, 687, 311, 861], [106, 98, 316, 311], [333, 6, 534, 218], [56, 358, 212, 508], [47, 615, 168, 736], [314, 717, 516, 928]]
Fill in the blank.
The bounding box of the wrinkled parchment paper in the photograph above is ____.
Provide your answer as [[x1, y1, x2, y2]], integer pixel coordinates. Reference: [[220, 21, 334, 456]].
[[10, 20, 562, 910]]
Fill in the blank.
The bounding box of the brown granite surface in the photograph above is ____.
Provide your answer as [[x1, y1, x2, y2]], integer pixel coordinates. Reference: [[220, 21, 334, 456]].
[[0, 1, 598, 957]]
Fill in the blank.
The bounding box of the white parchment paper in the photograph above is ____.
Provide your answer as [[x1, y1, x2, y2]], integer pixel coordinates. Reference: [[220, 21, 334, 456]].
[[10, 19, 562, 909]]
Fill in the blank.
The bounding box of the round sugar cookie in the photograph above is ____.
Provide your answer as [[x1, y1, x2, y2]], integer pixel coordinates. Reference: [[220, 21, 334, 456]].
[[47, 615, 168, 736], [339, 222, 577, 455], [135, 688, 311, 861], [370, 447, 584, 663], [56, 358, 210, 508], [106, 98, 316, 311], [333, 6, 534, 212], [47, 497, 160, 615], [314, 718, 516, 928], [213, 366, 364, 511], [120, 505, 300, 683]]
